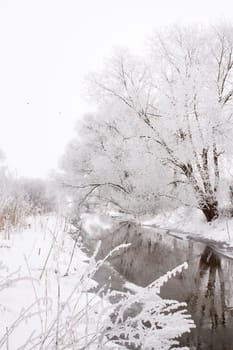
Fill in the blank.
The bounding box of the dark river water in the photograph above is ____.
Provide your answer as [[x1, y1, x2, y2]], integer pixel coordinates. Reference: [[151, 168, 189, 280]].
[[83, 220, 233, 350]]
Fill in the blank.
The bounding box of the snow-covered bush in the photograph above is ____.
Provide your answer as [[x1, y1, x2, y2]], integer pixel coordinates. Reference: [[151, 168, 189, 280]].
[[20, 177, 57, 214], [0, 168, 59, 236], [0, 168, 30, 233]]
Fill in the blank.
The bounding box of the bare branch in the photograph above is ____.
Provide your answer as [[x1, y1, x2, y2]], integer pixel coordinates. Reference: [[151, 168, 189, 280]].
[[61, 182, 130, 194]]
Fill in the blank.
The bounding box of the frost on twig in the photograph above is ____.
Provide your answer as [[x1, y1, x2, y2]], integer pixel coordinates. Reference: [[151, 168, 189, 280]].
[[103, 262, 195, 350]]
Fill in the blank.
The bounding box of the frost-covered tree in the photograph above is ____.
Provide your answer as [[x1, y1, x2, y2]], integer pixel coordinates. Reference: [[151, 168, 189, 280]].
[[20, 178, 57, 214], [90, 25, 233, 221], [61, 103, 172, 215]]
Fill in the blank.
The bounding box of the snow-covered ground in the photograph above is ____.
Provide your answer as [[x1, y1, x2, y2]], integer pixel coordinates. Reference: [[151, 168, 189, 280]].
[[0, 214, 195, 350], [0, 215, 123, 350]]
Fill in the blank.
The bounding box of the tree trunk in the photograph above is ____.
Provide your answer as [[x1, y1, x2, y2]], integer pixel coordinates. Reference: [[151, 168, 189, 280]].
[[180, 162, 219, 222], [199, 197, 219, 222]]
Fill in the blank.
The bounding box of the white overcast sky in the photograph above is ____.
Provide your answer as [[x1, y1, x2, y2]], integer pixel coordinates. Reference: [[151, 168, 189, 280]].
[[0, 0, 232, 178]]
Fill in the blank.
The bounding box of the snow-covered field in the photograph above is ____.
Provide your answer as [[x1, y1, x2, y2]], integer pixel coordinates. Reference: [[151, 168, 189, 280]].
[[0, 214, 195, 350]]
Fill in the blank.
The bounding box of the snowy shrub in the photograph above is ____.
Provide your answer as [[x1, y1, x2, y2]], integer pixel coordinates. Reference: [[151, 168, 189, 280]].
[[103, 262, 195, 350], [0, 169, 30, 234], [20, 178, 57, 214]]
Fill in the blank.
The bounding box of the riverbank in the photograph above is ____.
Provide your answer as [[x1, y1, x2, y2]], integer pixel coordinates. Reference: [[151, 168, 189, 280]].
[[142, 206, 233, 248], [81, 206, 233, 250]]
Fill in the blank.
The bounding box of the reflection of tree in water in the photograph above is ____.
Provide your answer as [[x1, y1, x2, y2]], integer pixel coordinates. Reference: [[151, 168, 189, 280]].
[[190, 246, 226, 349], [86, 221, 233, 349], [113, 224, 188, 286]]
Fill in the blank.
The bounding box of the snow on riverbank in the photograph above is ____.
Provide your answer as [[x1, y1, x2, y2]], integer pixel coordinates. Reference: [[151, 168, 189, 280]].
[[81, 208, 233, 247], [0, 215, 123, 350], [142, 207, 233, 246]]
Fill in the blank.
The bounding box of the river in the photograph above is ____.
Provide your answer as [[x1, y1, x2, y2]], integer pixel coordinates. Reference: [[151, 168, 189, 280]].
[[82, 219, 233, 350]]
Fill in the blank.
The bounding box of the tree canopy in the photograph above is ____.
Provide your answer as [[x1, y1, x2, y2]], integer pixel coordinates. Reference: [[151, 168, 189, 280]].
[[62, 25, 233, 221]]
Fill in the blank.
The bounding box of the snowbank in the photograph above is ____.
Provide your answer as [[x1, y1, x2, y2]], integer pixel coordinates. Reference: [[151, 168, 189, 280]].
[[142, 207, 233, 246]]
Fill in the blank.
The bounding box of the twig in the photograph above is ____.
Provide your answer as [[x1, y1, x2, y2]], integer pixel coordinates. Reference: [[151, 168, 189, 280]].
[[55, 272, 61, 348], [64, 237, 78, 277], [39, 230, 59, 280]]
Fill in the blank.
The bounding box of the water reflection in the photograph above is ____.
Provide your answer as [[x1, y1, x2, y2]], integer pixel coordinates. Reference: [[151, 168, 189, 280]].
[[192, 246, 225, 328], [83, 222, 233, 349]]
